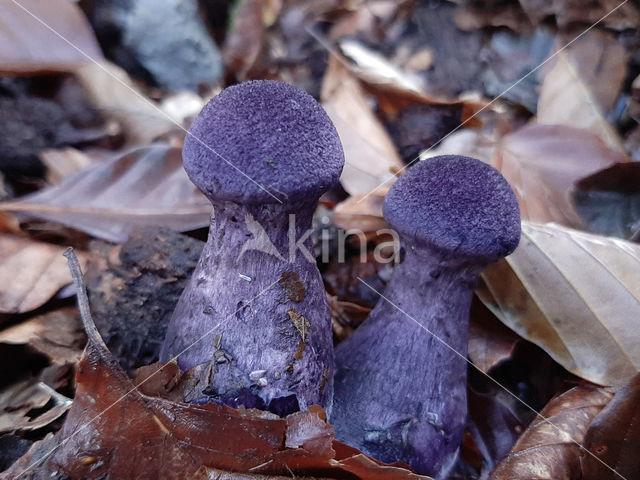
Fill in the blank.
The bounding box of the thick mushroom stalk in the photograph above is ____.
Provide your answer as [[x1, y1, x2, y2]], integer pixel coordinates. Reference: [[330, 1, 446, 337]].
[[331, 156, 520, 477], [160, 80, 344, 416]]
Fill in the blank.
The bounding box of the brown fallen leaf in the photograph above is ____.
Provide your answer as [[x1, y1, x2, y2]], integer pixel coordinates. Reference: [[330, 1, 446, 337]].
[[581, 373, 640, 480], [74, 61, 178, 144], [0, 145, 211, 243], [490, 384, 613, 480], [0, 236, 87, 314], [537, 31, 626, 153], [2, 249, 430, 479], [493, 124, 628, 227], [39, 148, 94, 185], [519, 0, 640, 30], [572, 162, 640, 240], [321, 55, 403, 195], [479, 222, 640, 387], [333, 187, 389, 232], [0, 0, 103, 74], [0, 307, 85, 365], [468, 297, 521, 375], [0, 365, 73, 435]]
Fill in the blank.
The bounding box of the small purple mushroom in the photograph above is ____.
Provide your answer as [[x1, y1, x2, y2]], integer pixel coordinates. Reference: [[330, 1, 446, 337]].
[[331, 155, 521, 477], [160, 80, 344, 416]]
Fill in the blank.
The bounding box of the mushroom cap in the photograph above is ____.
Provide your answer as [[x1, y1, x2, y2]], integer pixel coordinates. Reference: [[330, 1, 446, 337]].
[[183, 80, 344, 204], [383, 155, 521, 263]]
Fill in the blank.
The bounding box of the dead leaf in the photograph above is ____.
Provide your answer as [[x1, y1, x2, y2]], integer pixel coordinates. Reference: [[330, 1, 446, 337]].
[[519, 0, 640, 30], [572, 162, 640, 240], [0, 236, 87, 314], [0, 145, 211, 243], [321, 55, 403, 195], [39, 148, 94, 185], [479, 222, 640, 387], [223, 0, 270, 80], [490, 384, 613, 480], [493, 124, 627, 227], [0, 307, 85, 365], [0, 0, 103, 74], [0, 377, 72, 434], [581, 373, 640, 480], [468, 298, 521, 374], [537, 31, 627, 153], [75, 61, 177, 144], [333, 187, 389, 232], [2, 249, 430, 479]]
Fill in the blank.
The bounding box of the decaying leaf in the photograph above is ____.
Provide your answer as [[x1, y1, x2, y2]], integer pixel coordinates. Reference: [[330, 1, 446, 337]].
[[2, 249, 430, 479], [493, 125, 627, 227], [0, 0, 103, 74], [572, 162, 640, 240], [321, 55, 403, 196], [74, 62, 177, 144], [479, 222, 640, 387], [39, 148, 94, 186], [0, 307, 85, 365], [0, 145, 211, 243], [0, 379, 72, 435], [333, 187, 389, 232], [581, 373, 640, 480], [537, 31, 626, 153], [490, 384, 613, 480], [0, 236, 87, 314]]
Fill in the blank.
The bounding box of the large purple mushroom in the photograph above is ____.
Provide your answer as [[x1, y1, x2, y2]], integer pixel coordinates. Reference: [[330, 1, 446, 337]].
[[331, 156, 521, 477], [160, 80, 344, 416]]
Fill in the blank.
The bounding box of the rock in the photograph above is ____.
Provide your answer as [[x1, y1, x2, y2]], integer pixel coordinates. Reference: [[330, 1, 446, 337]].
[[87, 0, 223, 91]]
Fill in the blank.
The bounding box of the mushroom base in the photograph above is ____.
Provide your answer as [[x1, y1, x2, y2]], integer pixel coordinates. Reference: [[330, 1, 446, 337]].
[[160, 201, 333, 416], [331, 246, 483, 478]]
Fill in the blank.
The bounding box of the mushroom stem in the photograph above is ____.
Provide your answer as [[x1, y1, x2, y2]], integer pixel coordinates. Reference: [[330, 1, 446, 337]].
[[330, 155, 521, 478], [161, 200, 332, 415], [333, 244, 482, 476]]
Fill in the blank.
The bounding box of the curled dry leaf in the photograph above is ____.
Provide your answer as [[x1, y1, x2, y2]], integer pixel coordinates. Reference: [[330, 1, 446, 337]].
[[0, 0, 103, 74], [0, 145, 211, 243], [493, 125, 627, 227], [333, 187, 389, 232], [581, 373, 640, 480], [75, 61, 177, 144], [490, 384, 613, 480], [572, 162, 640, 240], [0, 379, 72, 435], [0, 307, 85, 365], [479, 222, 640, 387], [2, 250, 430, 480], [537, 31, 626, 153], [0, 236, 87, 314], [321, 55, 403, 195]]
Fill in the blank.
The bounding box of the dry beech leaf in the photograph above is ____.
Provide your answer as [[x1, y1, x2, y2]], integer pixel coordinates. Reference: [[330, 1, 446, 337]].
[[0, 236, 87, 314], [478, 222, 640, 387], [2, 252, 429, 480], [333, 187, 389, 232], [321, 55, 403, 195], [40, 148, 94, 185], [0, 377, 72, 434], [581, 373, 640, 480], [572, 162, 640, 240], [493, 125, 627, 227], [490, 384, 613, 480], [537, 31, 627, 153], [75, 61, 177, 144], [0, 0, 103, 74], [0, 307, 85, 365], [0, 145, 211, 243]]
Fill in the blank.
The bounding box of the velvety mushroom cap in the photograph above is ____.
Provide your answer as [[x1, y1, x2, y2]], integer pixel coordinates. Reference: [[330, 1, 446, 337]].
[[183, 80, 344, 204], [383, 155, 521, 263]]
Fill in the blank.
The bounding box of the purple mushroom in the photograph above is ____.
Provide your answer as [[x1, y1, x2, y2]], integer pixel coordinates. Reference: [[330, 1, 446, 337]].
[[160, 80, 344, 416], [330, 156, 521, 477]]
